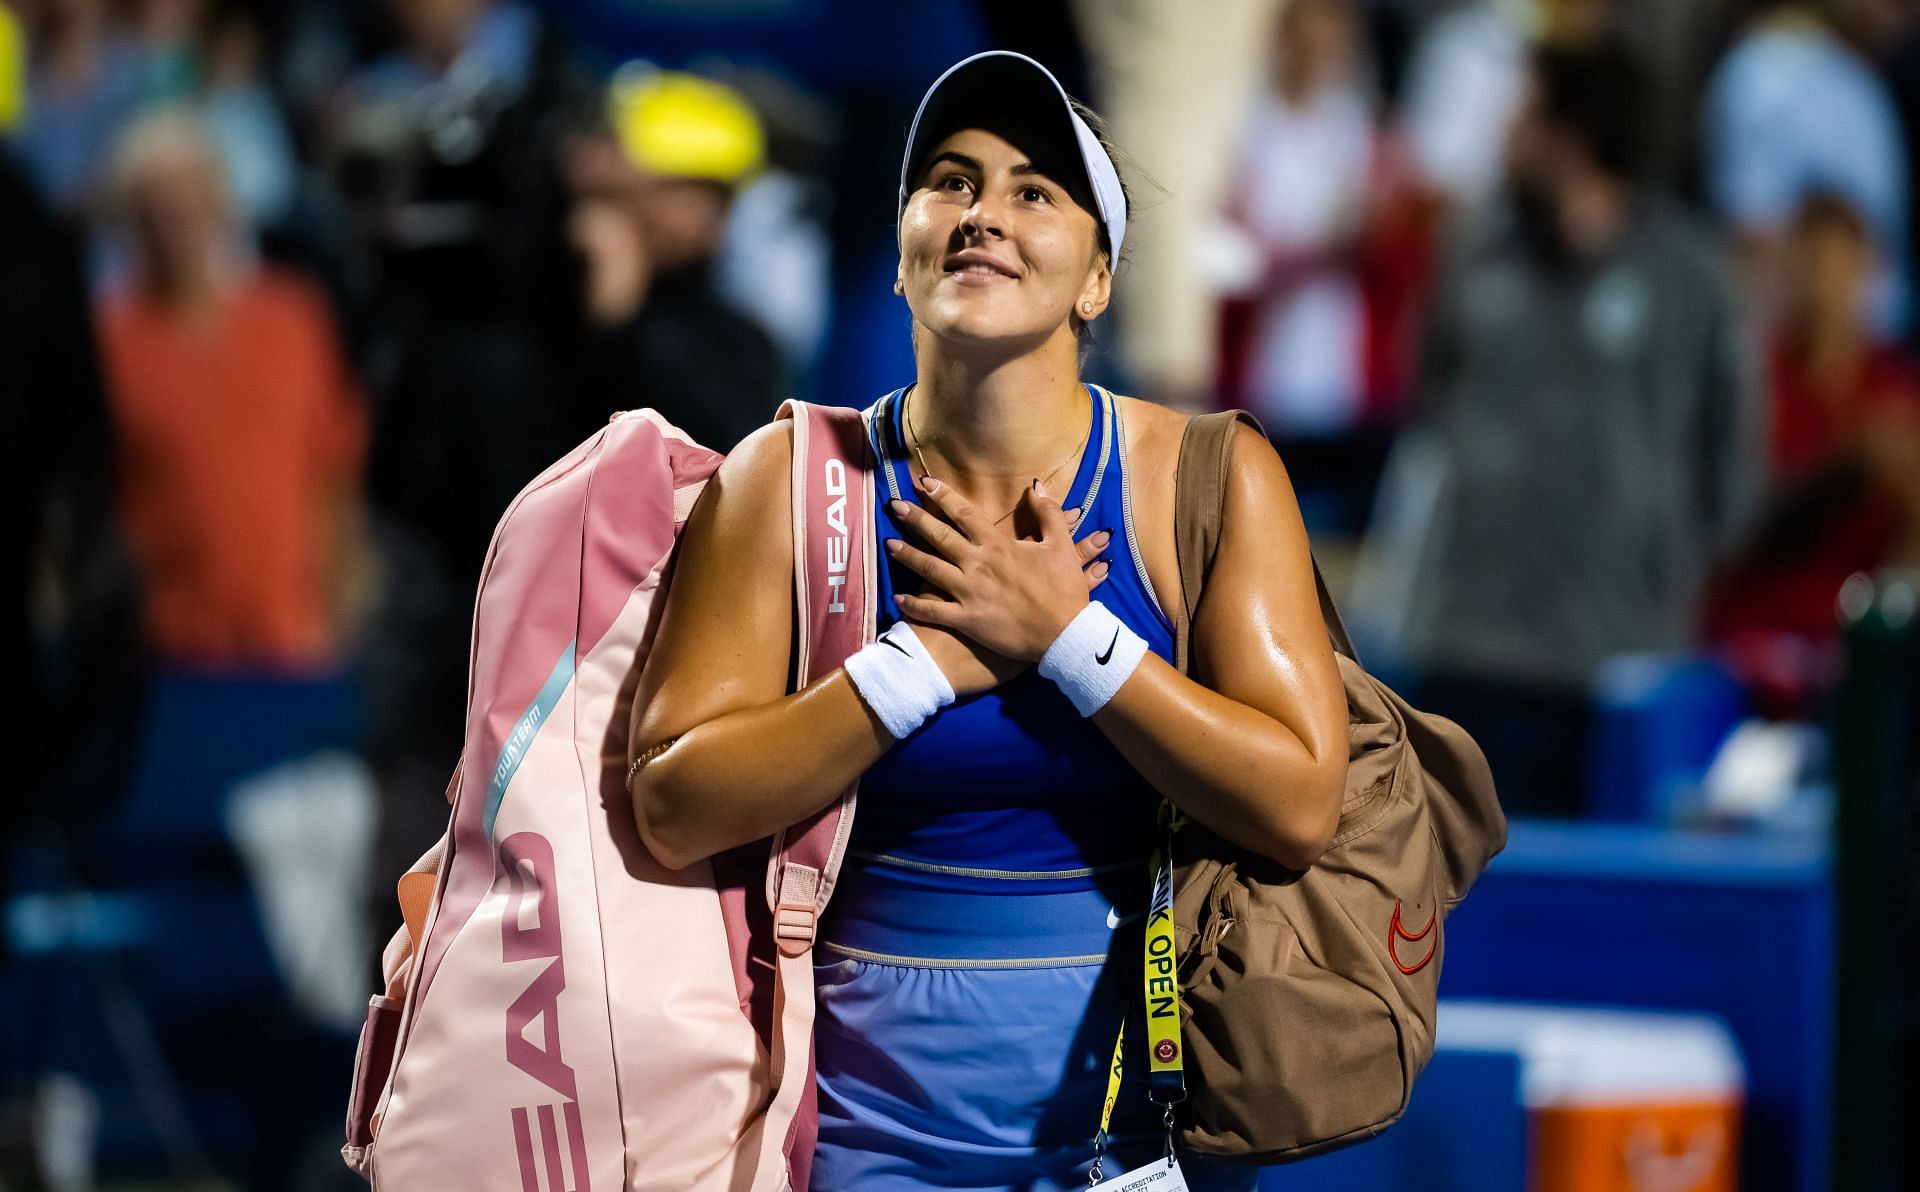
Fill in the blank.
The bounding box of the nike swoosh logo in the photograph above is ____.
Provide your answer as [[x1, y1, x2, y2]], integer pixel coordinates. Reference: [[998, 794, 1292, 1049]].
[[880, 637, 911, 657], [1107, 907, 1142, 929], [1095, 628, 1119, 665]]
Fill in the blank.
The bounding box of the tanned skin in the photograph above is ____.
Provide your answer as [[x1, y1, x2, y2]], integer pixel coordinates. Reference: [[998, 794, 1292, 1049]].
[[629, 127, 1348, 873]]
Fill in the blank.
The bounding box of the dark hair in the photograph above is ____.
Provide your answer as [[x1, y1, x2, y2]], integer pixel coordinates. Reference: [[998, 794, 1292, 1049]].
[[1530, 42, 1650, 182]]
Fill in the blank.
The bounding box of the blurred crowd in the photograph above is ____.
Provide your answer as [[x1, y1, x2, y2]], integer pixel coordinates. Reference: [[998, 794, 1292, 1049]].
[[4, 0, 1920, 1186]]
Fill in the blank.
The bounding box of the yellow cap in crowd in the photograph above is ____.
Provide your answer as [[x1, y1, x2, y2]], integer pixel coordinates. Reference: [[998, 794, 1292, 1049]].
[[608, 66, 765, 188], [0, 2, 25, 135]]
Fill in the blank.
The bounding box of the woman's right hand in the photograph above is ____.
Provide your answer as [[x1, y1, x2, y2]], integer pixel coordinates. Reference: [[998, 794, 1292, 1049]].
[[907, 523, 1113, 701]]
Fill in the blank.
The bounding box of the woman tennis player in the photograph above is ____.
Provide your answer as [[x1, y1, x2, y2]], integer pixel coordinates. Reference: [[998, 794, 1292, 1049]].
[[629, 50, 1348, 1191]]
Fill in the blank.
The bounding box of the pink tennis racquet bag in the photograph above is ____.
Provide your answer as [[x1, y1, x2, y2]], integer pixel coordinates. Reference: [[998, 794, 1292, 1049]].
[[343, 401, 876, 1191]]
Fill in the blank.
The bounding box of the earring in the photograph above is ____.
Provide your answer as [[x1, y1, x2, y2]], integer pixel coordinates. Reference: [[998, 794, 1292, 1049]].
[[1081, 301, 1094, 315]]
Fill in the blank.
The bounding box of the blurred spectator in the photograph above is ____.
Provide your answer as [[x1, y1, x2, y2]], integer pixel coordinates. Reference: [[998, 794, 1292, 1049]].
[[1400, 0, 1530, 215], [1400, 0, 1617, 217], [70, 114, 368, 1192], [564, 66, 782, 451], [1856, 0, 1920, 349], [96, 108, 366, 673], [1073, 0, 1281, 407], [707, 61, 837, 383], [715, 156, 828, 382], [330, 0, 588, 568], [10, 0, 299, 232], [1704, 191, 1920, 712], [130, 0, 207, 100], [197, 1, 298, 231], [324, 0, 584, 321], [337, 0, 590, 892], [1210, 0, 1378, 435], [1380, 42, 1761, 816], [10, 0, 152, 213], [1703, 0, 1911, 335]]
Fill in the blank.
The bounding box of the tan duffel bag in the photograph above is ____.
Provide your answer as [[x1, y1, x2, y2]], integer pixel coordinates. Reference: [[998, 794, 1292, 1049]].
[[1165, 410, 1507, 1164]]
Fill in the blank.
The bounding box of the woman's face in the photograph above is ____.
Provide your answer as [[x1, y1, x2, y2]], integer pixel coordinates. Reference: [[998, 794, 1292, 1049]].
[[897, 126, 1110, 353]]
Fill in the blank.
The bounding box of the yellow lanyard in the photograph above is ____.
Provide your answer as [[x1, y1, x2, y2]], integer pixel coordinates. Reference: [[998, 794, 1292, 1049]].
[[1091, 805, 1187, 1184]]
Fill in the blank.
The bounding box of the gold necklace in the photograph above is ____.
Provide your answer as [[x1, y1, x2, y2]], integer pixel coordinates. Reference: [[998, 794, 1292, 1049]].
[[904, 386, 1089, 527]]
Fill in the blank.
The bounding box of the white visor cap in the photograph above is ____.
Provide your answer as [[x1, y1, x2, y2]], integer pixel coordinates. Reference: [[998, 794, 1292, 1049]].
[[898, 50, 1126, 262]]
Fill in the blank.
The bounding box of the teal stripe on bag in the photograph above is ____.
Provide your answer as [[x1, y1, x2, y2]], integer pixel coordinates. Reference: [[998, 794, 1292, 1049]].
[[483, 642, 576, 838]]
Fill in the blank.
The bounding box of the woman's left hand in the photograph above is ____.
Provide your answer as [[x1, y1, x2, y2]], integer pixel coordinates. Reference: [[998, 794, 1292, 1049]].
[[886, 475, 1109, 663]]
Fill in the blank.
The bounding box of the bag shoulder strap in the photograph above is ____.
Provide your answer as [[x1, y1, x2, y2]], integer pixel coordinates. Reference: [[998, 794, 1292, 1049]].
[[768, 399, 874, 921], [759, 398, 877, 1186], [1172, 409, 1357, 674]]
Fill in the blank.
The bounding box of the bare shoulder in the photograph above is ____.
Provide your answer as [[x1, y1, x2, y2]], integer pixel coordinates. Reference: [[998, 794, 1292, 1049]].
[[1207, 417, 1318, 643], [1112, 394, 1188, 619], [710, 418, 796, 506], [632, 418, 797, 745], [1222, 418, 1295, 526], [1111, 395, 1280, 477], [1111, 396, 1291, 514], [1113, 393, 1188, 474], [681, 417, 796, 568], [1111, 398, 1298, 609]]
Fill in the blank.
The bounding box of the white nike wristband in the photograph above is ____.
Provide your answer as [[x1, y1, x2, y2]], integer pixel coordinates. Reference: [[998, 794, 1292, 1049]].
[[1038, 601, 1148, 717], [843, 620, 956, 739]]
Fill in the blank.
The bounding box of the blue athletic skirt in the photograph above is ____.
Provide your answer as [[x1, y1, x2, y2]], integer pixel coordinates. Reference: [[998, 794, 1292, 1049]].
[[810, 860, 1259, 1191]]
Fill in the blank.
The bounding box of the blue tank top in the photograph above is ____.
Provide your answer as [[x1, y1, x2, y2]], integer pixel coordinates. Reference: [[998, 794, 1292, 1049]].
[[849, 382, 1176, 880]]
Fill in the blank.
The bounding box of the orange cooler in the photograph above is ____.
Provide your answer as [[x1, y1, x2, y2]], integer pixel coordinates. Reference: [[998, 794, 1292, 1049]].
[[1441, 1002, 1745, 1192]]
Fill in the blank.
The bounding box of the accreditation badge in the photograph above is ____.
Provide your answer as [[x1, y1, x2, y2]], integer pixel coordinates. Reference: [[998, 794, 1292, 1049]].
[[1089, 1155, 1190, 1192]]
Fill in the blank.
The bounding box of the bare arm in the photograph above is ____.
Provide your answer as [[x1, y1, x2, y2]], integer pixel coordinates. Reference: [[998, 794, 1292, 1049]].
[[626, 421, 893, 870], [889, 425, 1347, 869], [1086, 425, 1348, 869]]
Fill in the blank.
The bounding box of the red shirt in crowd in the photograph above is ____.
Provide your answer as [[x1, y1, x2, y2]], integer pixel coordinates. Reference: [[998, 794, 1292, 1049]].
[[1705, 334, 1920, 645], [97, 266, 366, 671]]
